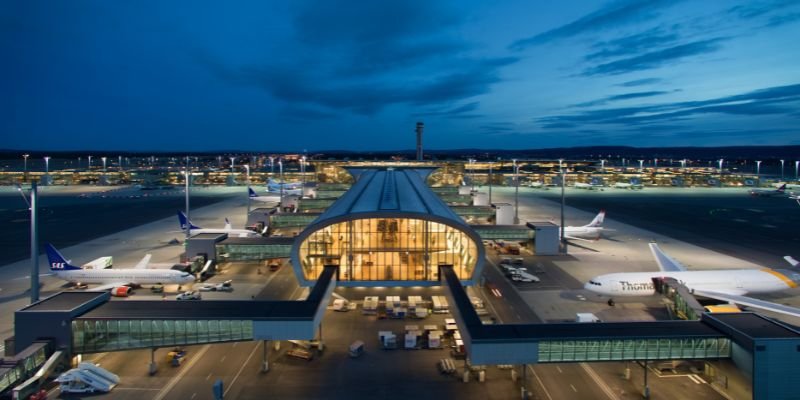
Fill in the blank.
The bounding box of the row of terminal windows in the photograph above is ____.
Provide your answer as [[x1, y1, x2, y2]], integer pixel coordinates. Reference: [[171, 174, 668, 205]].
[[297, 218, 478, 282], [538, 338, 731, 363], [72, 320, 254, 353]]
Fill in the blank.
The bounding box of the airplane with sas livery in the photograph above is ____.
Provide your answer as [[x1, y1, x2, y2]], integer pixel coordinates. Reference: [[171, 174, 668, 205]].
[[178, 211, 264, 237], [562, 210, 606, 242], [45, 244, 195, 296], [267, 178, 302, 196], [584, 242, 800, 318], [574, 182, 604, 191], [749, 184, 787, 197]]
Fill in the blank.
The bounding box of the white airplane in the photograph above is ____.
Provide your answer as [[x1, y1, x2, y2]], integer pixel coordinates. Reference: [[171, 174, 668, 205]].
[[574, 182, 604, 191], [248, 187, 281, 203], [749, 184, 787, 197], [45, 244, 195, 296], [562, 210, 606, 242], [613, 182, 643, 190], [528, 181, 549, 190], [267, 178, 302, 195], [177, 211, 264, 237], [584, 243, 800, 318]]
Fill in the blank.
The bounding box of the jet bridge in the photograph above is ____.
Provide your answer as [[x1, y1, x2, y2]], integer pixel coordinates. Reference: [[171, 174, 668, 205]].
[[440, 266, 800, 400]]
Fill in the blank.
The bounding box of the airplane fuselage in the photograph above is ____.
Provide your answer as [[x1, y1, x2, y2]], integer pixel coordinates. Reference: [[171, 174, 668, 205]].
[[562, 226, 603, 239], [54, 269, 194, 286], [188, 228, 261, 238], [585, 269, 796, 297]]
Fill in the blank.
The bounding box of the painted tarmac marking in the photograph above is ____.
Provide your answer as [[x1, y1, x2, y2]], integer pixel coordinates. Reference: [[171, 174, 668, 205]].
[[528, 365, 553, 400], [154, 345, 211, 400], [191, 393, 197, 399], [580, 363, 619, 400], [556, 366, 562, 373], [220, 355, 226, 362], [570, 384, 577, 392], [206, 373, 212, 381], [223, 342, 260, 397]]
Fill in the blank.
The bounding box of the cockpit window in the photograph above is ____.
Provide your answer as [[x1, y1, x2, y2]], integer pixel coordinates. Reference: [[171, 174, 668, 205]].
[[588, 280, 601, 286]]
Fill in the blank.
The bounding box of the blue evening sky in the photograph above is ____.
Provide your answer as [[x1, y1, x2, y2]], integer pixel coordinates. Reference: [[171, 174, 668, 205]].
[[3, 0, 800, 151]]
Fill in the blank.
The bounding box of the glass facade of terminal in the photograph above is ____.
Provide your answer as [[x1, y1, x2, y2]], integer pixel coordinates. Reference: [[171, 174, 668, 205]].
[[538, 337, 731, 362], [298, 218, 479, 282], [0, 342, 48, 394], [72, 319, 254, 353]]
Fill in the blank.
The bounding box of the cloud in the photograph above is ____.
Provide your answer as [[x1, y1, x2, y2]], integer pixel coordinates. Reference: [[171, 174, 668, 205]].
[[585, 27, 679, 61], [198, 1, 517, 116], [764, 12, 800, 27], [415, 101, 481, 118], [536, 83, 800, 127], [280, 106, 338, 121], [582, 38, 725, 76], [574, 91, 670, 107], [616, 78, 663, 87], [728, 0, 799, 19], [509, 0, 679, 50]]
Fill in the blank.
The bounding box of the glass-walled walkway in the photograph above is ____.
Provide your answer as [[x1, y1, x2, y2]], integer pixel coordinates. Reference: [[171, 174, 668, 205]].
[[538, 337, 730, 362]]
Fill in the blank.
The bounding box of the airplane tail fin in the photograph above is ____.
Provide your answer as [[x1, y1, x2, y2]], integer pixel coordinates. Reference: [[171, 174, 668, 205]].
[[224, 218, 232, 230], [777, 184, 787, 192], [45, 244, 82, 271], [177, 211, 200, 230], [248, 187, 258, 198], [785, 256, 799, 268], [585, 210, 606, 227]]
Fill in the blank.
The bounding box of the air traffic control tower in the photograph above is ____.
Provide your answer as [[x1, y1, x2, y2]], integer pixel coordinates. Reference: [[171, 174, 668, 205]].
[[291, 168, 484, 287]]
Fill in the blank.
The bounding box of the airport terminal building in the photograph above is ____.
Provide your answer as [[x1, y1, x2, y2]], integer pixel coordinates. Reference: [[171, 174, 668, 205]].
[[291, 168, 484, 287]]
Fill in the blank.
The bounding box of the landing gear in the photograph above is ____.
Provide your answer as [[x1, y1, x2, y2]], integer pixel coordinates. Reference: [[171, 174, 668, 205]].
[[607, 298, 615, 307]]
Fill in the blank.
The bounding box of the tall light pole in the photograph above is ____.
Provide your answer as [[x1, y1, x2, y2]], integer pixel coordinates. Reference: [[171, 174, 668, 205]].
[[638, 159, 644, 173], [269, 157, 275, 174], [17, 183, 40, 303], [600, 159, 606, 173], [23, 154, 29, 182], [101, 156, 107, 173], [488, 162, 494, 205], [654, 158, 658, 172], [118, 155, 123, 172], [301, 155, 307, 188], [244, 164, 251, 215], [43, 156, 51, 185], [513, 159, 519, 224], [184, 156, 190, 241], [88, 155, 93, 169], [559, 160, 566, 254], [796, 161, 799, 181], [681, 159, 687, 171], [756, 160, 762, 185], [278, 159, 284, 207], [780, 159, 785, 181]]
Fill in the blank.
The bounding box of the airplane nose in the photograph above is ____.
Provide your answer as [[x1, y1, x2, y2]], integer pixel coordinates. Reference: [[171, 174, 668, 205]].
[[583, 282, 592, 291]]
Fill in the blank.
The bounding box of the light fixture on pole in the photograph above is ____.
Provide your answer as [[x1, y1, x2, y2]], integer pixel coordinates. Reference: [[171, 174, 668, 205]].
[[16, 183, 40, 303], [101, 157, 107, 173], [118, 155, 122, 172], [654, 158, 658, 172], [513, 159, 519, 225], [681, 159, 687, 170], [88, 155, 93, 169], [600, 159, 606, 173], [229, 157, 236, 173], [269, 157, 275, 174], [43, 156, 51, 185], [795, 160, 799, 181], [184, 159, 190, 242], [638, 159, 644, 173]]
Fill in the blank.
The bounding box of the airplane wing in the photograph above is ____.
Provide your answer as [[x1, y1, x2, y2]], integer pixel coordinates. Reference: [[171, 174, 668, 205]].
[[92, 282, 131, 291], [133, 254, 152, 270], [649, 243, 687, 272], [694, 289, 800, 319]]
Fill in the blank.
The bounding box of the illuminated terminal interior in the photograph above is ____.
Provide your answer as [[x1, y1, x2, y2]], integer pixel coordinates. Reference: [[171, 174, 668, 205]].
[[290, 168, 484, 286]]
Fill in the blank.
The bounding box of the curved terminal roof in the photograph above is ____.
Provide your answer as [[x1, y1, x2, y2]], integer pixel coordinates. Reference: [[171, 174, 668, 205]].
[[318, 168, 464, 223]]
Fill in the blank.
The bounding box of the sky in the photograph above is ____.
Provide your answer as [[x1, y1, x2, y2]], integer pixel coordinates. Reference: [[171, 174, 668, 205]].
[[2, 0, 800, 152]]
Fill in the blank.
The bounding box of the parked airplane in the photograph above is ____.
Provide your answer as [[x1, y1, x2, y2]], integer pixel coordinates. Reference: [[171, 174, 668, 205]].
[[574, 182, 604, 191], [528, 181, 550, 190], [267, 178, 302, 195], [45, 244, 195, 296], [749, 184, 787, 197], [584, 243, 800, 318], [613, 182, 643, 190], [248, 187, 281, 203], [562, 210, 606, 242], [177, 211, 264, 237]]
